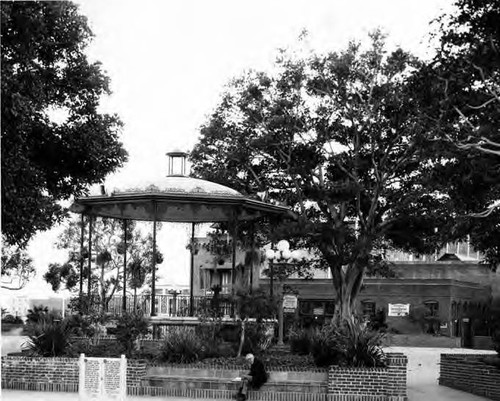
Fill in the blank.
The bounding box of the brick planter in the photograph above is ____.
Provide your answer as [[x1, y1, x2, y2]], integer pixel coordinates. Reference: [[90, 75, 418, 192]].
[[327, 353, 407, 401], [439, 354, 500, 400], [1, 357, 78, 392], [1, 356, 147, 392], [2, 353, 407, 401]]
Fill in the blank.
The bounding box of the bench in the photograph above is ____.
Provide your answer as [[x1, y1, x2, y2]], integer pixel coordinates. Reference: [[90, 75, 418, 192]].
[[140, 366, 328, 400]]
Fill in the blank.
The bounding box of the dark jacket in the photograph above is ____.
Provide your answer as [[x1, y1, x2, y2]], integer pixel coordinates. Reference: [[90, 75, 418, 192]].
[[248, 358, 268, 389]]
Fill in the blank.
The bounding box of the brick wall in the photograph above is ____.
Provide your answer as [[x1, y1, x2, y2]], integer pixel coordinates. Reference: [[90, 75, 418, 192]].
[[439, 354, 500, 401], [1, 356, 78, 391], [385, 353, 407, 400], [127, 359, 147, 387], [327, 353, 407, 401], [1, 356, 148, 392], [2, 353, 408, 400]]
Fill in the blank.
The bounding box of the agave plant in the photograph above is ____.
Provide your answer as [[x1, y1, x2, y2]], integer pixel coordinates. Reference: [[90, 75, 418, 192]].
[[26, 320, 73, 357], [310, 325, 346, 367], [310, 320, 386, 368], [342, 320, 386, 367]]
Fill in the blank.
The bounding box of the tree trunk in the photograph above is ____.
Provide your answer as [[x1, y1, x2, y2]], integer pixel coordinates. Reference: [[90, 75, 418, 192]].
[[329, 261, 366, 325], [324, 235, 372, 325]]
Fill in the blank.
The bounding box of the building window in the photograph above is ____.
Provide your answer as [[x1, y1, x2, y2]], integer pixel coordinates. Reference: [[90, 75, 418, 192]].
[[199, 270, 206, 290], [424, 301, 439, 317], [299, 300, 312, 316], [451, 301, 457, 319], [298, 300, 335, 327], [221, 271, 231, 294], [298, 300, 335, 317], [362, 301, 376, 319]]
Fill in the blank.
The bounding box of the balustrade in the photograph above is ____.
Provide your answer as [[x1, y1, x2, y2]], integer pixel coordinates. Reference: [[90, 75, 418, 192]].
[[105, 294, 233, 317]]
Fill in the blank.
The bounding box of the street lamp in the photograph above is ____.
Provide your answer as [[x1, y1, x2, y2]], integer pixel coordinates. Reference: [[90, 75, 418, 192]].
[[265, 240, 309, 346]]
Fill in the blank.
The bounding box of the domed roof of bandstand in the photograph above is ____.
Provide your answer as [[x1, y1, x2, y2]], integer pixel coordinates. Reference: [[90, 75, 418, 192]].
[[70, 152, 295, 223]]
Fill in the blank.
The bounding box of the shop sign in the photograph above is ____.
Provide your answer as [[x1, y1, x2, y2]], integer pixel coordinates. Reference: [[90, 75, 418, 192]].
[[388, 303, 410, 317], [283, 295, 298, 313]]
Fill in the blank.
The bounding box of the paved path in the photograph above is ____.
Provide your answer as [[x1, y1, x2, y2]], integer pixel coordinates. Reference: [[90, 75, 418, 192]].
[[386, 346, 495, 401], [2, 345, 497, 401], [1, 328, 29, 356]]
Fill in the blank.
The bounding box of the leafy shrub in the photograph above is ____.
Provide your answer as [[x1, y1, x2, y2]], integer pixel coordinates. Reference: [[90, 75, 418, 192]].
[[367, 308, 388, 332], [196, 321, 223, 357], [115, 311, 150, 357], [215, 341, 235, 358], [85, 341, 124, 358], [241, 322, 270, 355], [66, 338, 92, 356], [158, 327, 203, 363], [26, 305, 50, 324], [27, 320, 72, 357], [310, 325, 345, 367], [64, 313, 96, 337], [289, 326, 313, 355], [343, 321, 386, 367], [310, 321, 386, 368], [2, 314, 23, 324]]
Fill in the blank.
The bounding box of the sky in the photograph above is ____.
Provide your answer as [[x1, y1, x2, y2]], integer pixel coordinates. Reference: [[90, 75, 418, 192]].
[[9, 0, 454, 299]]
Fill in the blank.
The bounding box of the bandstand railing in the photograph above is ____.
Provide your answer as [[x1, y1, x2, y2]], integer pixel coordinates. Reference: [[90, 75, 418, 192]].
[[106, 294, 234, 318]]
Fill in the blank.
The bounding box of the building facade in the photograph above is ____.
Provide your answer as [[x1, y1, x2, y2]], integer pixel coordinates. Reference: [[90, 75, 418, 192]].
[[191, 236, 498, 338]]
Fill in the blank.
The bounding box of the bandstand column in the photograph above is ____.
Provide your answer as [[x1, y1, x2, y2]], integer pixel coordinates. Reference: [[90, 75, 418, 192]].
[[249, 221, 255, 293], [231, 213, 238, 295], [122, 219, 128, 313], [151, 203, 157, 317], [189, 222, 195, 316], [79, 214, 85, 301], [87, 215, 93, 311]]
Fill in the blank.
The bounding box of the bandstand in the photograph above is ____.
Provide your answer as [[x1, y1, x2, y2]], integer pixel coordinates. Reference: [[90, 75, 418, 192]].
[[69, 151, 295, 322]]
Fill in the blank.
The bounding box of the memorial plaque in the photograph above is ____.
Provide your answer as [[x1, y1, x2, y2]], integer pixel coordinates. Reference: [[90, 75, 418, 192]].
[[79, 354, 126, 401], [83, 358, 101, 397]]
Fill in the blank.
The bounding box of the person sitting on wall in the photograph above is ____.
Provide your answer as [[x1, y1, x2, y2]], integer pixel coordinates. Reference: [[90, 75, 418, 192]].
[[236, 353, 268, 401]]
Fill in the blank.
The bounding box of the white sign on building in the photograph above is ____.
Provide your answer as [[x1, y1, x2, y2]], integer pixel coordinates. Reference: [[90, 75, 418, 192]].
[[79, 354, 126, 401], [283, 294, 298, 312], [388, 303, 410, 317]]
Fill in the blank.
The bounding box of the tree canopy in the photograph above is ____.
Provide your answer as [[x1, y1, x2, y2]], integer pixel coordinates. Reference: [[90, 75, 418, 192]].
[[417, 0, 500, 268], [191, 32, 444, 321], [1, 1, 127, 247], [1, 244, 35, 290]]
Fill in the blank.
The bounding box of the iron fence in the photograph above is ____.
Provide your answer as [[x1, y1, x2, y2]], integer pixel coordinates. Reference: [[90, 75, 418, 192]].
[[105, 294, 234, 317]]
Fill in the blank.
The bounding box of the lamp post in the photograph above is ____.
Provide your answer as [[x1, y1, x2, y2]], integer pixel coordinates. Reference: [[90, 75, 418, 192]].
[[265, 240, 308, 346], [168, 289, 181, 316]]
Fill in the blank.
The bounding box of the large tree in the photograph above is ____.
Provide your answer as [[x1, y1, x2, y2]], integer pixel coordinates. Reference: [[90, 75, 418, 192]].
[[416, 0, 500, 268], [1, 1, 127, 247], [190, 32, 443, 322]]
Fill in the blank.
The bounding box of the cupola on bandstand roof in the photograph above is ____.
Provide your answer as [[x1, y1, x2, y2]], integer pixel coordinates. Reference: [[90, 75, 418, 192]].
[[70, 152, 295, 223]]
